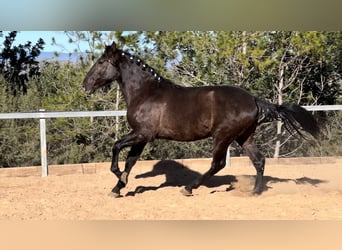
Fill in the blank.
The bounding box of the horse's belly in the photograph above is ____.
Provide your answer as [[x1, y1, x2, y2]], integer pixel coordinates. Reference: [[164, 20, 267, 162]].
[[157, 115, 212, 141]]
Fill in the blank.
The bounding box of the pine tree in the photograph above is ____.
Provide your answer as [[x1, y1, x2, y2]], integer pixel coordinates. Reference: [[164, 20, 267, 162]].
[[0, 31, 45, 95]]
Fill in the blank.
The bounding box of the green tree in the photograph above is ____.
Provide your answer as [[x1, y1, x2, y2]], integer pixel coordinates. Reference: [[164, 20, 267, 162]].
[[1, 31, 341, 168], [0, 31, 45, 95], [250, 31, 341, 157]]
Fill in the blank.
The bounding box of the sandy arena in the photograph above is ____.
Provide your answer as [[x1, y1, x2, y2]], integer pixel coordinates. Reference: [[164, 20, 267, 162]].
[[0, 157, 341, 220]]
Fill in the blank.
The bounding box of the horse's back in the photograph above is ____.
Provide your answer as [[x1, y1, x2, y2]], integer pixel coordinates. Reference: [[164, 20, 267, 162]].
[[210, 85, 258, 117], [151, 84, 258, 141]]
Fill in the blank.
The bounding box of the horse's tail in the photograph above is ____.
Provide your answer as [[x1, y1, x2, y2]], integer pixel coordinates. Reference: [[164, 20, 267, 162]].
[[255, 98, 320, 140]]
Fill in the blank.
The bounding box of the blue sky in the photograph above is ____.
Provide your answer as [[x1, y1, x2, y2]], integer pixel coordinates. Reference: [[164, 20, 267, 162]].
[[1, 31, 95, 53], [0, 31, 138, 62]]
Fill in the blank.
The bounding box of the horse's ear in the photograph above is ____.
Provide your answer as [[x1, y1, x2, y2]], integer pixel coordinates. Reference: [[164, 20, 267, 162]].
[[110, 42, 117, 51]]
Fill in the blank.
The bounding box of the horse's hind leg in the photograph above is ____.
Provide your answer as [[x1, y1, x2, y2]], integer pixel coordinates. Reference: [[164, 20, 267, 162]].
[[181, 137, 231, 196], [238, 134, 265, 195]]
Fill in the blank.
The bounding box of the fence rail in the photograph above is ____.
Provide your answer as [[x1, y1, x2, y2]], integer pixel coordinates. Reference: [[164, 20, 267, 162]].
[[0, 109, 127, 177], [1, 105, 341, 120], [303, 105, 342, 111], [1, 105, 342, 176], [0, 110, 127, 119]]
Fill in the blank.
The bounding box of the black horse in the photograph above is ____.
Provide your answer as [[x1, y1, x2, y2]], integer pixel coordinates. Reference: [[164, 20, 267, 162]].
[[82, 42, 320, 197]]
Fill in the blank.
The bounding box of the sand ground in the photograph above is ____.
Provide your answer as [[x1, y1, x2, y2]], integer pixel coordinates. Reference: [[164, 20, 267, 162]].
[[0, 158, 341, 220]]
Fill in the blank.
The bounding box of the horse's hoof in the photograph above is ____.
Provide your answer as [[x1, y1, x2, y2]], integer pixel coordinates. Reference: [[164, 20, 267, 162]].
[[180, 187, 193, 196], [252, 189, 262, 196], [108, 192, 122, 198]]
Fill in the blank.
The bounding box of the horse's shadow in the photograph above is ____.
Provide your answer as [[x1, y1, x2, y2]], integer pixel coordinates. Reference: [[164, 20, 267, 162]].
[[125, 160, 327, 196]]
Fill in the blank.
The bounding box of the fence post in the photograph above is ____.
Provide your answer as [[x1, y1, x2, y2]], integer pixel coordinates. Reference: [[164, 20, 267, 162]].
[[39, 109, 48, 177], [226, 146, 231, 167]]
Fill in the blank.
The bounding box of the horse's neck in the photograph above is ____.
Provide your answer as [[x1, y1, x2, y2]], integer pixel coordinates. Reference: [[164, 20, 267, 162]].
[[118, 62, 153, 106]]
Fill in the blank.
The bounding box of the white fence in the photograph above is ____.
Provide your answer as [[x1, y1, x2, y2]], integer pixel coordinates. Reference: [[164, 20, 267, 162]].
[[0, 105, 341, 176], [0, 109, 127, 176]]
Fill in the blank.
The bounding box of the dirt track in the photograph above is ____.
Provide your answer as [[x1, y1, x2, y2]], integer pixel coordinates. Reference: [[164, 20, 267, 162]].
[[0, 157, 342, 220]]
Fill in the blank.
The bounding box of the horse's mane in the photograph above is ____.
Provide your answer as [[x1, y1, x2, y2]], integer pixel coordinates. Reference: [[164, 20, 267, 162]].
[[120, 50, 163, 81], [119, 50, 180, 88]]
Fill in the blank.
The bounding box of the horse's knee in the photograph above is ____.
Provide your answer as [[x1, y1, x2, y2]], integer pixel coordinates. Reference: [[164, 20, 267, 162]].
[[112, 141, 121, 154]]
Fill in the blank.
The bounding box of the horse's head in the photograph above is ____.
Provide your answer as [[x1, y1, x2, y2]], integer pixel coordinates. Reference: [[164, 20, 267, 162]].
[[83, 42, 121, 94]]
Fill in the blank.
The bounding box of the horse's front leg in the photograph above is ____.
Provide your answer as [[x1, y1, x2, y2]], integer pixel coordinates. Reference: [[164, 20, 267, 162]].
[[110, 132, 147, 197], [110, 138, 125, 180], [111, 142, 146, 197]]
